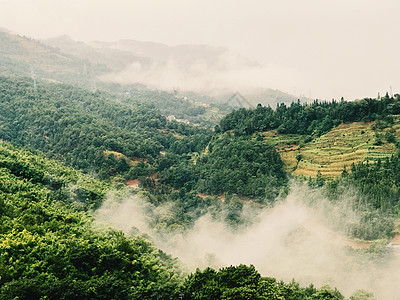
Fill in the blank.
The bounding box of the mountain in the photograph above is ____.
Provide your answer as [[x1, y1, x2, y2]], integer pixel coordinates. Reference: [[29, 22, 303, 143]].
[[0, 30, 223, 126], [0, 140, 339, 298], [43, 34, 310, 108], [0, 73, 396, 298], [2, 27, 400, 299], [45, 36, 259, 92], [0, 77, 395, 298], [88, 38, 254, 70], [0, 29, 107, 88], [44, 35, 152, 71], [1, 28, 310, 113], [44, 35, 256, 76]]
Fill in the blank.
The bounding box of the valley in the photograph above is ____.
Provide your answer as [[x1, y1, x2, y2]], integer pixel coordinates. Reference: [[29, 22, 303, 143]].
[[0, 25, 399, 299]]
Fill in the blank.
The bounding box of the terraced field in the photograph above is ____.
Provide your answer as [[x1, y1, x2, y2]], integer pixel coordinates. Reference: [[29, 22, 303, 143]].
[[263, 122, 399, 179]]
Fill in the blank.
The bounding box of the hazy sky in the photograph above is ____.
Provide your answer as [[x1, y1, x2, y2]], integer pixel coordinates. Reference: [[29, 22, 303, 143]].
[[0, 0, 398, 100]]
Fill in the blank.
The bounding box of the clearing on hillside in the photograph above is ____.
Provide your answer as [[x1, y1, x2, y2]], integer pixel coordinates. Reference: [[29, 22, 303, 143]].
[[262, 122, 398, 179]]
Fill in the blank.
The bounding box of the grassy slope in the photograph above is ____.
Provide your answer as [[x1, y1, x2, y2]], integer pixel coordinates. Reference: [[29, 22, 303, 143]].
[[263, 122, 399, 179]]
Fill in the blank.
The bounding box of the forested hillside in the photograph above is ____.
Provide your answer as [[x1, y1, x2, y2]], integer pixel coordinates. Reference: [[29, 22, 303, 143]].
[[0, 139, 351, 299], [0, 142, 182, 298], [0, 30, 107, 88], [219, 95, 400, 136], [0, 77, 167, 176], [2, 0, 400, 295], [0, 30, 224, 126], [0, 76, 287, 228], [216, 95, 400, 241], [98, 82, 225, 126], [2, 71, 400, 298]]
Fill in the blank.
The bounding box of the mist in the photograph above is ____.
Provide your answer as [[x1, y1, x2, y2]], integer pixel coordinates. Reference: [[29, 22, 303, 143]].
[[1, 0, 399, 100], [95, 183, 400, 299], [98, 52, 298, 97]]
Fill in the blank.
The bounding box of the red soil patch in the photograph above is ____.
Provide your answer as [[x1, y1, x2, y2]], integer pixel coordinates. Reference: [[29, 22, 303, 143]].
[[197, 193, 225, 202], [132, 157, 148, 162], [276, 145, 300, 152], [283, 145, 299, 151], [126, 179, 139, 188]]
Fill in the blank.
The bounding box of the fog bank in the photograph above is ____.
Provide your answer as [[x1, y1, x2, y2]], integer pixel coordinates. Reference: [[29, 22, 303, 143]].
[[95, 184, 400, 299]]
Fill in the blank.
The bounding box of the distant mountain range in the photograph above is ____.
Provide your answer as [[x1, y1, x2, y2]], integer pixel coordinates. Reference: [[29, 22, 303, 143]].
[[43, 34, 310, 106], [44, 35, 152, 71], [0, 27, 310, 108], [0, 28, 106, 88]]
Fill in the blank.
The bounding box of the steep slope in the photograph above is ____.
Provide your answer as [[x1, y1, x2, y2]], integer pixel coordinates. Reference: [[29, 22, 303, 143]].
[[44, 35, 151, 71], [42, 34, 307, 111], [0, 30, 224, 126], [0, 76, 291, 234], [0, 30, 107, 88], [219, 96, 400, 178], [0, 141, 183, 299], [0, 142, 343, 298], [0, 76, 197, 177]]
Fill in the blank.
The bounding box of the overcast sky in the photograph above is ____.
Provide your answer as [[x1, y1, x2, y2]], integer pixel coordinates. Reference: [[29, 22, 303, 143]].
[[0, 0, 398, 100]]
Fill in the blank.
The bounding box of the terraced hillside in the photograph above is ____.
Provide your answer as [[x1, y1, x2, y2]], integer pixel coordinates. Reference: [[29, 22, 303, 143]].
[[263, 122, 399, 179]]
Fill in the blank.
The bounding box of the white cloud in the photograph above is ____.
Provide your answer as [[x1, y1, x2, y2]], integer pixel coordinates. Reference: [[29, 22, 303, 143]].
[[0, 0, 398, 99]]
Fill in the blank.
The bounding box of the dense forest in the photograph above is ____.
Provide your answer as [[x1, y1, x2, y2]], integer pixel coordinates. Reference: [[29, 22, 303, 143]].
[[0, 77, 287, 227], [218, 95, 400, 136], [0, 77, 208, 176], [98, 82, 224, 127], [0, 141, 354, 299], [0, 142, 180, 298], [0, 30, 226, 127], [2, 73, 400, 298]]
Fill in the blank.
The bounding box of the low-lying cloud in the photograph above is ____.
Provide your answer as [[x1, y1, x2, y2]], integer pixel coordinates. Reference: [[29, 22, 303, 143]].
[[95, 184, 400, 299], [98, 51, 301, 97]]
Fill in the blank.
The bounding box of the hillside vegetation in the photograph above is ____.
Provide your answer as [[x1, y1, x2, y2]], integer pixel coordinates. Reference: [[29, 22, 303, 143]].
[[0, 30, 225, 126], [219, 96, 400, 136], [0, 76, 288, 230], [0, 30, 107, 88], [99, 82, 225, 126], [2, 63, 400, 297], [220, 95, 400, 177], [0, 141, 349, 299], [217, 96, 400, 240], [0, 142, 181, 298], [265, 122, 398, 178]]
